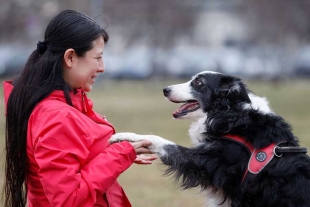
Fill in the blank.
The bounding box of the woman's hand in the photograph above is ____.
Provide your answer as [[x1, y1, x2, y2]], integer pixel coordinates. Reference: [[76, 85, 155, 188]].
[[129, 140, 158, 164], [134, 154, 158, 164]]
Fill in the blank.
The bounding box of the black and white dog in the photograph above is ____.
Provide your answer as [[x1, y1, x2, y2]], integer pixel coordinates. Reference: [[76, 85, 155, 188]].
[[110, 71, 310, 207]]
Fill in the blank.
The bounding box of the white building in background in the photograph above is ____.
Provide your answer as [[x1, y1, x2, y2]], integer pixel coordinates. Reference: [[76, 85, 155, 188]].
[[194, 11, 249, 48]]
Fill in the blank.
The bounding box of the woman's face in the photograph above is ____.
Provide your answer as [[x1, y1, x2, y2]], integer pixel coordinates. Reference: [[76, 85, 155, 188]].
[[63, 36, 105, 92]]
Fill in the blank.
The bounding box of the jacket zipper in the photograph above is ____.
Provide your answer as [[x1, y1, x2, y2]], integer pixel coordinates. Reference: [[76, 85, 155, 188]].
[[82, 92, 88, 114]]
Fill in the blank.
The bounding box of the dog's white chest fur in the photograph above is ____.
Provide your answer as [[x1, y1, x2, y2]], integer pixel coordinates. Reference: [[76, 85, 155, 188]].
[[188, 116, 231, 207], [205, 189, 231, 207], [188, 115, 208, 145]]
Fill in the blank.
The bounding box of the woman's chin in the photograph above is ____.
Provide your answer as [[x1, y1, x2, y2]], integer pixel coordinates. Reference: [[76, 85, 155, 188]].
[[83, 85, 92, 92]]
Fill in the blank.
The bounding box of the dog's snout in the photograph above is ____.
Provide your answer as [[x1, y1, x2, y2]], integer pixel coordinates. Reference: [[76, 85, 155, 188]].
[[163, 87, 171, 97]]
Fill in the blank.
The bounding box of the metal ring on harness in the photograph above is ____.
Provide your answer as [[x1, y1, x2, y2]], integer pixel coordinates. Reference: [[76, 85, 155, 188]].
[[273, 146, 283, 157]]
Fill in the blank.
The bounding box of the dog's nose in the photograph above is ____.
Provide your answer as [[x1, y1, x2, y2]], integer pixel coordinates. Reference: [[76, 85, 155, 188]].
[[163, 87, 171, 97]]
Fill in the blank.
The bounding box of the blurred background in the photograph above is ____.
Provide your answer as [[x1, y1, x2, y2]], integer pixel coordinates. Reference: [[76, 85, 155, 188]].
[[1, 0, 310, 79], [0, 0, 310, 206]]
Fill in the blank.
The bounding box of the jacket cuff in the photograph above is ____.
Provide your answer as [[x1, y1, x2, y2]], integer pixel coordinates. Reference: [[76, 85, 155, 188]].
[[110, 141, 136, 162]]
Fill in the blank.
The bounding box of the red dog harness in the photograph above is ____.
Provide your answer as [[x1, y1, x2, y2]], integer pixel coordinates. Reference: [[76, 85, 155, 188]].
[[224, 134, 276, 183], [223, 134, 307, 207]]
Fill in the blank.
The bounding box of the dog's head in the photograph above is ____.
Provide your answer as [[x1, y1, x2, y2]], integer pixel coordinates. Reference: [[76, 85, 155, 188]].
[[163, 71, 272, 120]]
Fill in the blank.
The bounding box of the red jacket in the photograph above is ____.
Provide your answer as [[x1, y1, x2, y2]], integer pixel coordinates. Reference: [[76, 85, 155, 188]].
[[3, 81, 136, 207]]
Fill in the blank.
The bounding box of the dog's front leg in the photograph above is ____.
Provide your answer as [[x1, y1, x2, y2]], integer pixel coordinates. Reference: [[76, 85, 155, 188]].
[[109, 132, 175, 156]]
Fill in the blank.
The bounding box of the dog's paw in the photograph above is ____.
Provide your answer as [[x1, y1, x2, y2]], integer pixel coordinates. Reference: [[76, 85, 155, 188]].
[[109, 132, 141, 143], [110, 132, 176, 156]]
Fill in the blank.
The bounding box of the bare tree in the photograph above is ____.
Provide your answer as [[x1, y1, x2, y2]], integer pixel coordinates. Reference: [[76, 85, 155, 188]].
[[100, 0, 198, 48], [241, 0, 310, 47]]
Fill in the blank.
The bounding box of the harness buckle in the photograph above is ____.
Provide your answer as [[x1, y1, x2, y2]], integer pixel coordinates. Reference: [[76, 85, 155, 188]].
[[273, 146, 283, 157]]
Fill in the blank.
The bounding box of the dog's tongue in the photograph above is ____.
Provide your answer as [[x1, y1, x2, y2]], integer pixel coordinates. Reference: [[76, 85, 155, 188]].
[[173, 101, 200, 118]]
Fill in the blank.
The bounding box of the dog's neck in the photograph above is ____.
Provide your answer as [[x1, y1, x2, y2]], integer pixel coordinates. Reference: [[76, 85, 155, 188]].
[[188, 115, 208, 145], [188, 93, 273, 146]]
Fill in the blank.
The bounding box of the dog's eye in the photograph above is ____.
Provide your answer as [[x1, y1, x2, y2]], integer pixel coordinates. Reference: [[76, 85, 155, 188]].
[[193, 79, 203, 87]]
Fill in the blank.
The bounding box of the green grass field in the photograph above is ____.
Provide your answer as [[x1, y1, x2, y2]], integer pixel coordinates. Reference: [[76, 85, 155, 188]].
[[0, 78, 310, 206]]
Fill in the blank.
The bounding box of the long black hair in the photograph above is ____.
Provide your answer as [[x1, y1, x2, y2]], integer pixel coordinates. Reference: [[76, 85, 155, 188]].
[[4, 10, 109, 207]]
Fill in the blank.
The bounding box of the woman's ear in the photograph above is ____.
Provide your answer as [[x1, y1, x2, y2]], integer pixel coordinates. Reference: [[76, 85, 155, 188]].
[[63, 49, 76, 68]]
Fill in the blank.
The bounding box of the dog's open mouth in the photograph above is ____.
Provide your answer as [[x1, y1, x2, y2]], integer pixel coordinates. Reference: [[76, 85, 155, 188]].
[[173, 100, 200, 118]]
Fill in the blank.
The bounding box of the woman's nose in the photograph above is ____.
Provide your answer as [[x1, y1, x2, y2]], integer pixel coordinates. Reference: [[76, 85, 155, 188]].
[[98, 61, 105, 73], [98, 67, 104, 73]]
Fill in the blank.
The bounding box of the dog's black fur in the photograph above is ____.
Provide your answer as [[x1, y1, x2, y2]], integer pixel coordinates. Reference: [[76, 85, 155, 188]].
[[111, 72, 310, 207]]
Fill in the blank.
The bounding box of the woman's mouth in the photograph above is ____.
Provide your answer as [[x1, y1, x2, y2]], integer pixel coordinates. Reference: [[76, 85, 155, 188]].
[[91, 76, 97, 83]]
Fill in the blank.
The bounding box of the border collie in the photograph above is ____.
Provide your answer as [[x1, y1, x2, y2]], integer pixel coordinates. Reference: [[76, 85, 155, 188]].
[[110, 71, 310, 207]]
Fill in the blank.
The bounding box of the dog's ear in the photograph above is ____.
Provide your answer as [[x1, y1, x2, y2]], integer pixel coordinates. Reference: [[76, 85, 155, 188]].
[[207, 76, 255, 136], [234, 80, 251, 104], [217, 77, 251, 101], [212, 76, 251, 112]]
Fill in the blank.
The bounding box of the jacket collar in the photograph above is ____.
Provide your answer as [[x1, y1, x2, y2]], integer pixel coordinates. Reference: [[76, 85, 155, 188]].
[[3, 80, 114, 130], [3, 81, 91, 114], [45, 88, 90, 113], [3, 81, 13, 110]]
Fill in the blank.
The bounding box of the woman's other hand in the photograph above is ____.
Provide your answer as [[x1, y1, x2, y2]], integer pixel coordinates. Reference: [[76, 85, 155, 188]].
[[129, 140, 158, 164], [134, 154, 157, 164]]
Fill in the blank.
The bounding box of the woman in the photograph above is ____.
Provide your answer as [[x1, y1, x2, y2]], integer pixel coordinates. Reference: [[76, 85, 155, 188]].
[[4, 10, 156, 207]]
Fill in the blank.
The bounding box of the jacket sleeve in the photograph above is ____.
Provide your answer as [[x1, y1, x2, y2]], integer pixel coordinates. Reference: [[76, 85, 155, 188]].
[[32, 107, 136, 207]]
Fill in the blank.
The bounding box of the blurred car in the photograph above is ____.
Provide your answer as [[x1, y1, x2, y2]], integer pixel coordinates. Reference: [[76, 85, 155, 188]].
[[291, 45, 310, 78], [0, 45, 32, 78], [240, 47, 284, 80], [164, 46, 220, 78], [100, 44, 292, 80], [103, 46, 154, 80]]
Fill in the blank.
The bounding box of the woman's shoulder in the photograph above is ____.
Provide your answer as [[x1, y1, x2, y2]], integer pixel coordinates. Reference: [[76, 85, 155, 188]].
[[35, 98, 73, 112], [29, 99, 90, 137], [31, 98, 83, 121]]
